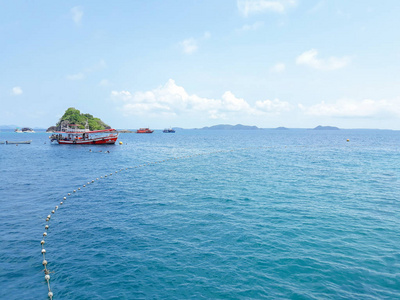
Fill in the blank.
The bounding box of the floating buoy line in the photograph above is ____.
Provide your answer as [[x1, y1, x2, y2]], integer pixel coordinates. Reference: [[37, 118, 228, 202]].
[[40, 143, 354, 298]]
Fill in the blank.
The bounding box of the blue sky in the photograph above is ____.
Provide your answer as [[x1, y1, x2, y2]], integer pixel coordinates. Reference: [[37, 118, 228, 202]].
[[1, 0, 400, 129]]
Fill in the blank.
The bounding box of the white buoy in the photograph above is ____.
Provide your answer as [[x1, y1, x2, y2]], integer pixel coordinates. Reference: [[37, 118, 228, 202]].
[[42, 260, 47, 265], [51, 210, 55, 214], [43, 232, 47, 236], [45, 225, 49, 229], [45, 274, 50, 281], [63, 197, 66, 200], [42, 249, 46, 254], [48, 291, 53, 298], [60, 201, 63, 205], [41, 240, 45, 245], [78, 188, 81, 190], [55, 206, 58, 210], [83, 185, 86, 187], [46, 218, 49, 221], [47, 215, 51, 219], [68, 193, 71, 196], [73, 190, 76, 193], [92, 180, 94, 183]]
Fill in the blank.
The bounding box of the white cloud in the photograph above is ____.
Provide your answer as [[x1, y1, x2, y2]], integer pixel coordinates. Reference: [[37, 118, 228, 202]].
[[66, 60, 106, 81], [71, 6, 83, 25], [66, 72, 85, 80], [111, 79, 292, 118], [237, 0, 297, 16], [270, 62, 286, 73], [99, 79, 110, 87], [296, 49, 350, 70], [179, 32, 210, 55], [302, 98, 400, 117], [308, 0, 325, 14], [180, 38, 198, 54], [237, 21, 264, 32], [85, 59, 106, 73], [12, 86, 23, 95], [255, 98, 293, 112], [221, 91, 252, 112]]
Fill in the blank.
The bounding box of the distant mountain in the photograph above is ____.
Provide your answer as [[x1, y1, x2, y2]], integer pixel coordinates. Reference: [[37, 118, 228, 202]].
[[202, 124, 259, 130], [313, 125, 340, 130], [0, 125, 19, 130], [274, 127, 289, 130]]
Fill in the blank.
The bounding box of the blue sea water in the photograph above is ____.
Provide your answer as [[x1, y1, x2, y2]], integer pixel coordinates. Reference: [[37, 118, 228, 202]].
[[0, 129, 399, 299]]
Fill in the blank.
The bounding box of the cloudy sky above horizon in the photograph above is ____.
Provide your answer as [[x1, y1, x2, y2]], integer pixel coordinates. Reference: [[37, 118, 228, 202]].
[[1, 0, 400, 129]]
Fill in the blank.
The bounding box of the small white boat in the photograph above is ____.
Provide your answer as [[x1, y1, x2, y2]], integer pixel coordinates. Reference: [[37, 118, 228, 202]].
[[22, 127, 35, 133], [6, 140, 32, 144], [15, 128, 23, 133]]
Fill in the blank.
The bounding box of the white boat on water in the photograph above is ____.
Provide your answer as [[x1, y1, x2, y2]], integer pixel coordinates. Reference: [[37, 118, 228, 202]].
[[22, 127, 35, 133], [15, 128, 23, 133]]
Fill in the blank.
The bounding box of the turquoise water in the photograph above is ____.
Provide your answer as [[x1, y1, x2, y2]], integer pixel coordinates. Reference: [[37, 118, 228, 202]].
[[0, 130, 399, 299]]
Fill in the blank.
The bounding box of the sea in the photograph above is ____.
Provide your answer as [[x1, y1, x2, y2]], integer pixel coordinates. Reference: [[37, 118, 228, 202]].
[[0, 129, 399, 299]]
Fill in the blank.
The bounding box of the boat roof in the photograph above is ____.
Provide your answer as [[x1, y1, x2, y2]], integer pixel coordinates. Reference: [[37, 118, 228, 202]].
[[54, 128, 117, 134]]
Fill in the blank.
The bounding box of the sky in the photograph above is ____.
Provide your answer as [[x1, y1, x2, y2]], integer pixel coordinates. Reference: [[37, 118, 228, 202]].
[[1, 0, 400, 129]]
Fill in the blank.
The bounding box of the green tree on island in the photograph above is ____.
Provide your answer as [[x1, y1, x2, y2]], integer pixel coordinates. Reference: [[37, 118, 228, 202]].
[[56, 108, 111, 131]]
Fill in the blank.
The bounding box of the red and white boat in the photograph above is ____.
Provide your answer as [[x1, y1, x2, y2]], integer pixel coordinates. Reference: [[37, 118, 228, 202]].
[[50, 123, 118, 145], [136, 128, 154, 133]]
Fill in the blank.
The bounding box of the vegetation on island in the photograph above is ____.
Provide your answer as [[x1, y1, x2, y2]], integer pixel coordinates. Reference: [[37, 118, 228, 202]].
[[47, 107, 111, 132]]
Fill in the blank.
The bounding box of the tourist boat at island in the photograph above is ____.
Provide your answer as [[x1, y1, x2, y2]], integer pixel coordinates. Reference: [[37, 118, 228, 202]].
[[50, 122, 118, 145], [136, 128, 154, 133]]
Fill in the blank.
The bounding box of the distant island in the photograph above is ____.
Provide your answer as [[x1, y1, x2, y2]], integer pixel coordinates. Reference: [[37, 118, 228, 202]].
[[47, 107, 111, 132], [201, 124, 259, 130], [313, 125, 340, 130], [274, 127, 289, 130]]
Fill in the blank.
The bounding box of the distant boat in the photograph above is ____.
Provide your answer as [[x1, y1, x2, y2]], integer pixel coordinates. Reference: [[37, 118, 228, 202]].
[[21, 127, 35, 133], [15, 128, 23, 133], [6, 140, 32, 144], [136, 128, 154, 133], [163, 128, 175, 133]]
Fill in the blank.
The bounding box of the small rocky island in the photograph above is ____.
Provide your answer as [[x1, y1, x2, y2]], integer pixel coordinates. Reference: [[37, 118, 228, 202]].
[[201, 124, 259, 130], [313, 125, 340, 130], [47, 108, 111, 132]]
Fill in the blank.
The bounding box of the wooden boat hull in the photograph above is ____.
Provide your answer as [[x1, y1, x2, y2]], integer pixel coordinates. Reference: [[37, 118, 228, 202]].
[[57, 136, 118, 145]]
